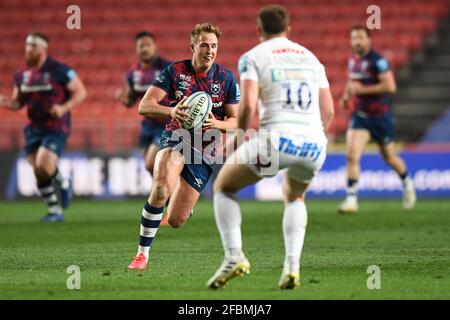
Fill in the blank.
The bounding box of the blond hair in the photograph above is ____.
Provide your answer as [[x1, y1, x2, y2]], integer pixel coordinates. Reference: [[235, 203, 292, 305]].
[[190, 23, 222, 44]]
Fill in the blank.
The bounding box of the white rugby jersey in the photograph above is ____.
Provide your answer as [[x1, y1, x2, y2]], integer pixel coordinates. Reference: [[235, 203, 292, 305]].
[[238, 37, 329, 135]]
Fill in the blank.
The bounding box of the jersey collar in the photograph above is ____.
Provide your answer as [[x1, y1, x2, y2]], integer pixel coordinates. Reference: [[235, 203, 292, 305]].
[[188, 60, 216, 78], [354, 49, 372, 60]]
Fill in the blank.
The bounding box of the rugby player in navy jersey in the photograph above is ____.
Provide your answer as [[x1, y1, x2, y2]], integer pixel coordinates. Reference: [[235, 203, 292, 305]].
[[116, 31, 171, 175], [0, 32, 87, 222], [339, 26, 416, 213], [128, 23, 240, 269]]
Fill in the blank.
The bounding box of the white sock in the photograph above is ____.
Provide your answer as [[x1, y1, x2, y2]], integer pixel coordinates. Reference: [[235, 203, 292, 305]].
[[137, 245, 150, 259], [52, 169, 69, 188], [38, 181, 62, 215], [213, 192, 244, 259], [403, 176, 413, 187], [282, 200, 308, 274]]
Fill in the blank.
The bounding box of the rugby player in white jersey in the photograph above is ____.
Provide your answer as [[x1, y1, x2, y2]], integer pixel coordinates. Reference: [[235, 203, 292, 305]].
[[206, 5, 334, 290]]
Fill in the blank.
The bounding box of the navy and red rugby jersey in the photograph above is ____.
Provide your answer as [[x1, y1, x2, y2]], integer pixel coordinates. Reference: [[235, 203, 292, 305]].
[[347, 49, 392, 117], [14, 56, 77, 134]]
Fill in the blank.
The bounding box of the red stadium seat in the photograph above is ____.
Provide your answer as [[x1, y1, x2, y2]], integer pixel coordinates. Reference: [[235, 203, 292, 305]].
[[0, 0, 447, 149]]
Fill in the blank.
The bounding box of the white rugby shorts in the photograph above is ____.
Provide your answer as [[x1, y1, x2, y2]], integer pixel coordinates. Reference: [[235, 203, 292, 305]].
[[234, 130, 327, 183]]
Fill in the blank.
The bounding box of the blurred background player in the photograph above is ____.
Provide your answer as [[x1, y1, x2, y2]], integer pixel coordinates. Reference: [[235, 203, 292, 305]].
[[206, 5, 334, 290], [0, 32, 86, 222], [127, 23, 240, 269], [338, 26, 416, 214], [115, 31, 171, 176]]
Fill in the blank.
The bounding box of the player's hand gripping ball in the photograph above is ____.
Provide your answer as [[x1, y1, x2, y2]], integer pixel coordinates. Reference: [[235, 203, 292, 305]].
[[181, 91, 212, 130]]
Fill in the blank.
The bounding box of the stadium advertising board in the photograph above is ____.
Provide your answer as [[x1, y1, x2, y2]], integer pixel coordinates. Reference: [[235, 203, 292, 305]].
[[2, 151, 450, 199]]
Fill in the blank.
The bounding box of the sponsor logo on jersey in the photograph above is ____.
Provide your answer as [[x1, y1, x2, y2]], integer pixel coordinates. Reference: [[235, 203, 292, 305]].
[[194, 177, 203, 188], [179, 74, 192, 82], [179, 81, 190, 90], [177, 74, 191, 90], [178, 74, 192, 90], [271, 68, 316, 82], [272, 48, 305, 55], [156, 74, 165, 82], [175, 91, 184, 100], [48, 143, 58, 151], [20, 71, 53, 93], [20, 83, 53, 93]]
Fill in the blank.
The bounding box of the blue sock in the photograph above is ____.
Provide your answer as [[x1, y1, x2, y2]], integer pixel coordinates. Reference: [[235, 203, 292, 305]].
[[137, 202, 164, 257]]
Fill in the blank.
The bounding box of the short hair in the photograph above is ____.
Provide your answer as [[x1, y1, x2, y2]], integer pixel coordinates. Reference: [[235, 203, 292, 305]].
[[350, 25, 371, 37], [190, 23, 221, 44], [27, 32, 49, 44], [258, 5, 289, 35], [135, 31, 156, 42]]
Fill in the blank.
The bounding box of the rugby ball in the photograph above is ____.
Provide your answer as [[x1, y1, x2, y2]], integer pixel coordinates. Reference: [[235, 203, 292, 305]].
[[181, 91, 212, 130]]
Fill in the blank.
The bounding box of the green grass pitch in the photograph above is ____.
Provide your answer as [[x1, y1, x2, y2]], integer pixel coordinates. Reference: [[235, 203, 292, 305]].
[[0, 199, 449, 299]]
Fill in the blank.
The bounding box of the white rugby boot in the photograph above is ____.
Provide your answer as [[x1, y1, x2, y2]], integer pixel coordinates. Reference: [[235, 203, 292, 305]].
[[338, 196, 358, 214], [207, 255, 250, 289], [279, 257, 300, 290], [403, 178, 417, 210]]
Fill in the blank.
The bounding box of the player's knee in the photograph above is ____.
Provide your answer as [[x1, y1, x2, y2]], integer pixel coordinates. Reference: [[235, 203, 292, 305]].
[[213, 180, 223, 193], [150, 181, 171, 206], [33, 163, 51, 179], [168, 216, 186, 229], [213, 178, 235, 194], [346, 152, 360, 164]]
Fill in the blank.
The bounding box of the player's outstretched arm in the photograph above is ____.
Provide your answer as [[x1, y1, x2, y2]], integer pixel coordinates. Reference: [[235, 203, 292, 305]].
[[0, 87, 23, 110], [319, 87, 335, 132], [138, 86, 189, 123]]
